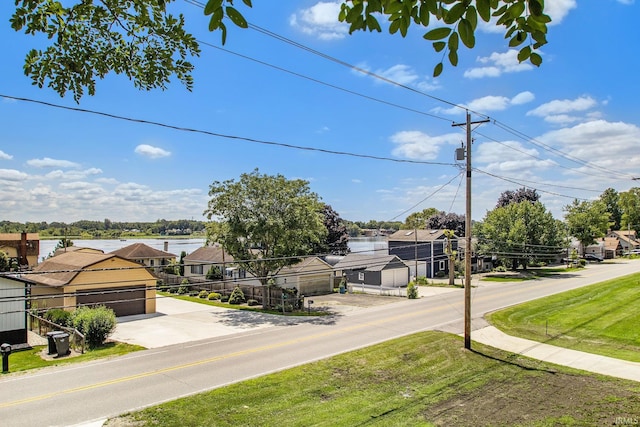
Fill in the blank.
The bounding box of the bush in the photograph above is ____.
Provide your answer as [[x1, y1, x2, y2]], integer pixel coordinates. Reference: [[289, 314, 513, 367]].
[[435, 271, 446, 278], [198, 290, 209, 299], [407, 282, 418, 299], [415, 276, 429, 285], [247, 299, 259, 306], [177, 278, 190, 295], [156, 280, 169, 292], [228, 286, 246, 305], [44, 308, 72, 327], [220, 295, 230, 303], [208, 292, 221, 300], [71, 306, 117, 349], [494, 265, 508, 273]]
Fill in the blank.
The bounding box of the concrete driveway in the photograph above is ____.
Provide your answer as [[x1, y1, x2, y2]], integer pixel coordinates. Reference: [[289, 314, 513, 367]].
[[110, 288, 457, 349]]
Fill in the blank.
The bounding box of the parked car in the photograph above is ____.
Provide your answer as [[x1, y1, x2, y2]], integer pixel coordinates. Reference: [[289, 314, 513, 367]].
[[582, 254, 603, 262]]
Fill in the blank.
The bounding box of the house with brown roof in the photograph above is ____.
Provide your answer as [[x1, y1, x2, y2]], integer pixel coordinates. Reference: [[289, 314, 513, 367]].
[[110, 242, 176, 272], [0, 232, 39, 267], [606, 230, 640, 252], [28, 251, 156, 317], [183, 245, 261, 286]]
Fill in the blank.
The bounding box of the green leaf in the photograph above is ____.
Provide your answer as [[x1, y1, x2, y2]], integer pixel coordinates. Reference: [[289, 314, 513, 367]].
[[530, 52, 542, 66], [465, 5, 478, 30], [418, 3, 430, 26], [443, 3, 466, 25], [477, 0, 491, 22], [366, 15, 382, 32], [389, 18, 401, 35], [507, 2, 525, 19], [458, 18, 475, 48], [433, 41, 446, 52], [204, 0, 222, 16], [528, 0, 543, 16], [517, 45, 531, 62], [399, 16, 409, 37], [508, 31, 526, 47], [448, 49, 458, 66], [226, 6, 248, 28], [423, 27, 451, 40], [433, 62, 444, 77], [447, 31, 459, 51]]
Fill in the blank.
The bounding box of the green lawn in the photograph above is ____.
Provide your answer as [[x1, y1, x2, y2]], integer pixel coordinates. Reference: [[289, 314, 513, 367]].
[[107, 331, 640, 427], [4, 342, 144, 374], [488, 272, 640, 362]]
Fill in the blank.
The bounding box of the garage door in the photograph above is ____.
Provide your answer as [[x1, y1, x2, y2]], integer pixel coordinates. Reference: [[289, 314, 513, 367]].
[[76, 286, 146, 317]]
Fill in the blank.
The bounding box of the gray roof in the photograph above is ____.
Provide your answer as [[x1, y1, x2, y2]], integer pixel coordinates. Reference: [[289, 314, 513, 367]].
[[387, 229, 453, 242], [332, 254, 408, 272]]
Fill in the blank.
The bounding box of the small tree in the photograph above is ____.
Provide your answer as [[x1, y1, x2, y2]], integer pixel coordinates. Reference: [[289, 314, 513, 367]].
[[228, 286, 245, 305], [406, 281, 418, 299], [71, 306, 116, 349]]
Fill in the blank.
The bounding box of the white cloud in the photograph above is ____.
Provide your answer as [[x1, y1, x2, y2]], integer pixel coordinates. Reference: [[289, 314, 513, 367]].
[[511, 91, 535, 105], [289, 1, 348, 41], [527, 96, 598, 123], [436, 91, 535, 115], [475, 141, 556, 173], [545, 0, 577, 25], [27, 157, 80, 169], [355, 63, 440, 91], [464, 50, 533, 79], [0, 169, 29, 182], [135, 144, 171, 159], [43, 168, 103, 181], [0, 150, 12, 160], [390, 131, 461, 160], [539, 120, 640, 170]]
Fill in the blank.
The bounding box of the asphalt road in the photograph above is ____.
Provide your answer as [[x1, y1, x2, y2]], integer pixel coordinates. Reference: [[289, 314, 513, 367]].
[[0, 260, 637, 427]]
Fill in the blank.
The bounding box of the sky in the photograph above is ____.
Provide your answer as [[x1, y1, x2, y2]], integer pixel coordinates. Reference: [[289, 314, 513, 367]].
[[1, 1, 639, 225]]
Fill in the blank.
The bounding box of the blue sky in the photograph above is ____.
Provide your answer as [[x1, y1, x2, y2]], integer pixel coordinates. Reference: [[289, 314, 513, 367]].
[[1, 1, 639, 224]]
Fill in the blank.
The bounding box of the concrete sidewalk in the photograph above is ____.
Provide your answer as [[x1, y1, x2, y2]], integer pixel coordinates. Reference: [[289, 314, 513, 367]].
[[471, 326, 640, 382]]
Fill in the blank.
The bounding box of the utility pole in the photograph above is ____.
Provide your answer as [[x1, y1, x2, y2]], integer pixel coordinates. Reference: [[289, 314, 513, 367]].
[[453, 111, 489, 350]]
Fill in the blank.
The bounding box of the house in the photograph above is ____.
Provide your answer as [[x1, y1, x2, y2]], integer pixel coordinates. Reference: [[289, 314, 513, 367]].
[[606, 230, 640, 252], [387, 229, 457, 278], [274, 257, 333, 295], [600, 237, 622, 259], [584, 241, 606, 259], [110, 242, 176, 272], [28, 251, 156, 317], [457, 238, 494, 273], [183, 246, 260, 286], [0, 275, 29, 345], [0, 232, 39, 268], [332, 254, 410, 287], [53, 246, 105, 257]]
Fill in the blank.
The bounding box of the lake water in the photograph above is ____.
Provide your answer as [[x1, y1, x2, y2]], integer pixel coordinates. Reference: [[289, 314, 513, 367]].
[[38, 236, 388, 261]]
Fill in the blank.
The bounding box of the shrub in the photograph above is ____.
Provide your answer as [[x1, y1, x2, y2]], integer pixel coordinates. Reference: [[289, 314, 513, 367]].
[[407, 282, 418, 299], [177, 278, 190, 295], [198, 290, 209, 299], [156, 280, 169, 292], [220, 295, 230, 303], [435, 271, 446, 278], [247, 299, 259, 306], [415, 276, 429, 285], [71, 306, 116, 349], [228, 286, 246, 305], [494, 265, 508, 273], [208, 292, 221, 300], [44, 308, 72, 327]]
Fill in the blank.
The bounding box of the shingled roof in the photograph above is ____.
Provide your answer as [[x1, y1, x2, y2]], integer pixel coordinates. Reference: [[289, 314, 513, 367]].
[[110, 243, 176, 259], [30, 251, 116, 287], [184, 246, 234, 263]]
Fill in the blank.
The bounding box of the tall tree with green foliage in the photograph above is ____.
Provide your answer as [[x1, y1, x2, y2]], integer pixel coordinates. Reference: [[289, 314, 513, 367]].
[[204, 169, 326, 285], [11, 0, 549, 101], [619, 188, 640, 234], [600, 188, 622, 231], [475, 200, 564, 270], [496, 187, 540, 208], [315, 204, 350, 256], [403, 208, 439, 229], [564, 199, 611, 253]]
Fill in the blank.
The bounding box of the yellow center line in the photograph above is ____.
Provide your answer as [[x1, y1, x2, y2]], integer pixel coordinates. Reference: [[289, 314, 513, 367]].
[[1, 304, 449, 408]]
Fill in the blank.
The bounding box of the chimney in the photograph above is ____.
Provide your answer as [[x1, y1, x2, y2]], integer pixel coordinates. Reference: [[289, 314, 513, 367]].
[[164, 241, 169, 252], [20, 231, 28, 266]]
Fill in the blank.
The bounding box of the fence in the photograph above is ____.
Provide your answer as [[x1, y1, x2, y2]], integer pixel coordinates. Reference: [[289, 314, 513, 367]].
[[28, 312, 86, 354]]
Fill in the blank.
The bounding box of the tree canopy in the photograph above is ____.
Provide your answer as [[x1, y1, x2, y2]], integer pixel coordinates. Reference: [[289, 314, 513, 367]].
[[315, 204, 350, 256], [203, 169, 327, 285], [563, 199, 611, 251], [475, 200, 564, 270], [496, 187, 540, 208], [619, 188, 640, 234], [11, 0, 550, 101]]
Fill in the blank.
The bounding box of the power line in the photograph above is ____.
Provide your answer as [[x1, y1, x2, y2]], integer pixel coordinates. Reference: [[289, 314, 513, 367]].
[[0, 94, 455, 167]]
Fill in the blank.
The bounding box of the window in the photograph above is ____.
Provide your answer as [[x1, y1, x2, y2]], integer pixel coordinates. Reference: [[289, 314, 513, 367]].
[[191, 264, 203, 275], [358, 272, 364, 281], [439, 260, 445, 271]]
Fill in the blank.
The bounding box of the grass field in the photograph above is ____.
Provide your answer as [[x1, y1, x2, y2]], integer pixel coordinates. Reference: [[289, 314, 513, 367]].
[[488, 272, 640, 362], [107, 331, 640, 427]]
